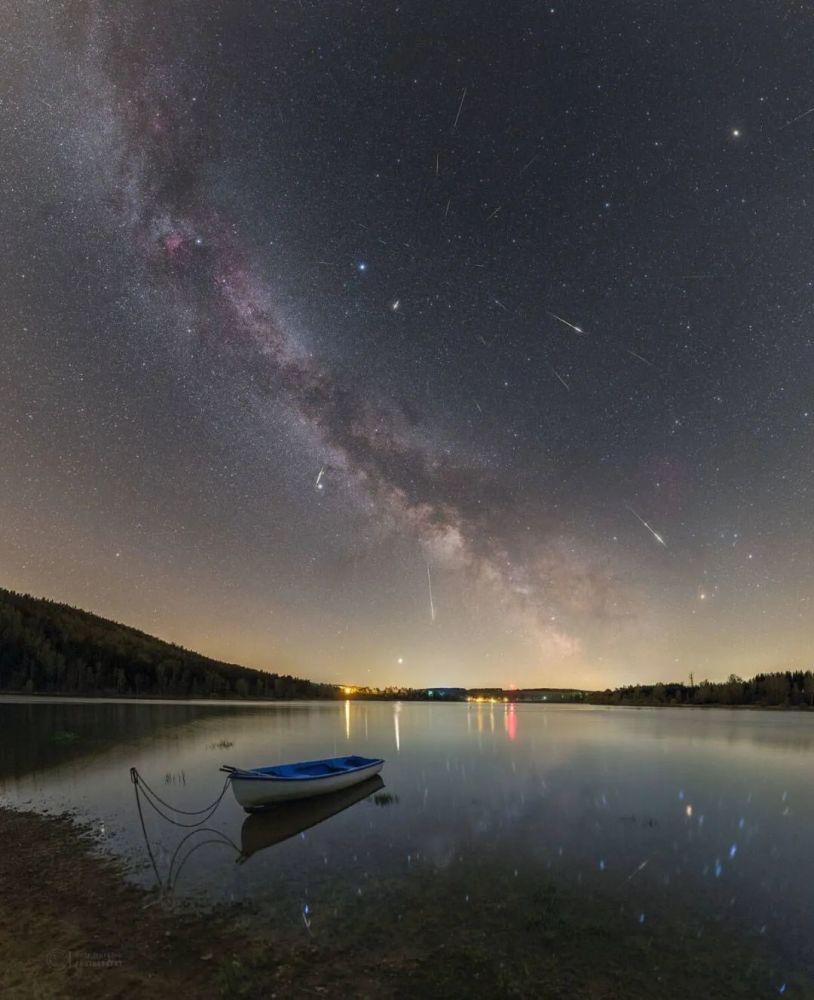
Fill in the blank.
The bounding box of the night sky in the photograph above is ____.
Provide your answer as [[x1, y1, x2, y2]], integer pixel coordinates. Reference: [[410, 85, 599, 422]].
[[3, 1, 814, 689]]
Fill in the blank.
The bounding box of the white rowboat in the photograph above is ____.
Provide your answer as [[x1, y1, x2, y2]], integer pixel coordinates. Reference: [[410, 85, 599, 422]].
[[222, 754, 385, 811]]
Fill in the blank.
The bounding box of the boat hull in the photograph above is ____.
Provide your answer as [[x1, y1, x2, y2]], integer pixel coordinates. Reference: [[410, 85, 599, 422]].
[[228, 756, 384, 810]]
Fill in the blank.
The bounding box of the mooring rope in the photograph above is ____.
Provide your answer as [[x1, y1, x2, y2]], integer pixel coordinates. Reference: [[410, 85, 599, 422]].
[[129, 766, 238, 894], [129, 766, 231, 818], [167, 828, 240, 892], [131, 768, 163, 889]]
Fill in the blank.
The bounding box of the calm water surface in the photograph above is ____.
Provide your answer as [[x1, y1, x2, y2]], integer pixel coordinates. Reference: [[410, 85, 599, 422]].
[[2, 697, 813, 983]]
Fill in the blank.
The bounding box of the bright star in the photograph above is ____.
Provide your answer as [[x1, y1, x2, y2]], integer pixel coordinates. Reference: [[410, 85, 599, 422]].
[[357, 261, 367, 272], [731, 128, 741, 138]]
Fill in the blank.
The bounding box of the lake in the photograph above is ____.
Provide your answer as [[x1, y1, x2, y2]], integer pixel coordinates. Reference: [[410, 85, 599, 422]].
[[2, 696, 813, 994]]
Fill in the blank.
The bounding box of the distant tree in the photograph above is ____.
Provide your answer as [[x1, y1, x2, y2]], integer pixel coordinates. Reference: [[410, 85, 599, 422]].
[[765, 673, 791, 705], [725, 674, 744, 705]]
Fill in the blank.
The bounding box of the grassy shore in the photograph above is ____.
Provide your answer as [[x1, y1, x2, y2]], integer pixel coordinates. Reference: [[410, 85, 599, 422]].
[[1, 806, 811, 999]]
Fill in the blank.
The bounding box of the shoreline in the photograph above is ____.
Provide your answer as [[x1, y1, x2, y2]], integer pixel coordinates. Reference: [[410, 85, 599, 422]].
[[0, 807, 236, 998], [2, 690, 814, 712], [1, 804, 809, 999], [0, 806, 380, 999]]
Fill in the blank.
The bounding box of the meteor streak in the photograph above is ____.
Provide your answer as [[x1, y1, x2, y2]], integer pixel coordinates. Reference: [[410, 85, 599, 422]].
[[548, 312, 586, 335], [625, 504, 667, 547], [782, 106, 814, 129], [452, 87, 467, 131], [548, 365, 570, 391], [626, 348, 655, 368], [426, 563, 436, 622]]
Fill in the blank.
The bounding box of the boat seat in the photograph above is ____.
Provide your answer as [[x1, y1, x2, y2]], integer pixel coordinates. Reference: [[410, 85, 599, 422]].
[[250, 757, 375, 779]]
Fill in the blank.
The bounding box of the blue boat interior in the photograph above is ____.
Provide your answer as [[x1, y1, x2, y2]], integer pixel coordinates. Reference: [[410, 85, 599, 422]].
[[247, 755, 380, 780]]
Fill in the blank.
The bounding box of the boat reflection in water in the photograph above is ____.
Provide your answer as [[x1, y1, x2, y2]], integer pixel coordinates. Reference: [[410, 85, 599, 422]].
[[239, 774, 386, 863], [132, 771, 388, 896]]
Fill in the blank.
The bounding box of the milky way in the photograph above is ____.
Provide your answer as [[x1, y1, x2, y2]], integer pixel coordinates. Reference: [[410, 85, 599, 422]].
[[88, 4, 619, 663], [3, 1, 814, 686]]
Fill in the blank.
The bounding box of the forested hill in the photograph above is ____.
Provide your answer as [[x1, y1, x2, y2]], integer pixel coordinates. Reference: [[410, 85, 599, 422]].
[[0, 588, 339, 700], [586, 673, 814, 708]]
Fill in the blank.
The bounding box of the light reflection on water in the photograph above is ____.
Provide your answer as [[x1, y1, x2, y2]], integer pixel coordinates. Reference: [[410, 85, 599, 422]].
[[1, 697, 814, 974]]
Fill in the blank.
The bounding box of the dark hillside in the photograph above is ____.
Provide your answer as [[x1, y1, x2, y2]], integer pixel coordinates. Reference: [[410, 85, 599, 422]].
[[0, 588, 337, 700]]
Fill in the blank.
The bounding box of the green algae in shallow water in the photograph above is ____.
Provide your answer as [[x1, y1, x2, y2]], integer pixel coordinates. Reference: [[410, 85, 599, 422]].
[[372, 792, 400, 806], [50, 729, 80, 744], [226, 859, 814, 1000]]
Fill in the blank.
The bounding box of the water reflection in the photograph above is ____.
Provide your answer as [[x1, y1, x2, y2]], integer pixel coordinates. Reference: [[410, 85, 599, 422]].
[[504, 703, 517, 742], [132, 763, 386, 893], [240, 775, 385, 861], [0, 697, 241, 780], [3, 698, 814, 980], [165, 826, 240, 895]]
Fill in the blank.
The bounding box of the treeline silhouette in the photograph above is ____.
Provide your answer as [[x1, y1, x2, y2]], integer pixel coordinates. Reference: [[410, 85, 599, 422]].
[[587, 672, 814, 708], [0, 589, 339, 700]]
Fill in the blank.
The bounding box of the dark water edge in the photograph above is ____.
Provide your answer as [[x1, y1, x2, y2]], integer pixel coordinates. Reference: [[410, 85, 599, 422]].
[[5, 688, 814, 709], [229, 853, 814, 999], [0, 698, 243, 779], [2, 804, 809, 1000]]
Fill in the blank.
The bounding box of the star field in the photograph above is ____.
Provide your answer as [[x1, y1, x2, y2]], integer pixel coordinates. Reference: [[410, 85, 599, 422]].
[[2, 0, 814, 688]]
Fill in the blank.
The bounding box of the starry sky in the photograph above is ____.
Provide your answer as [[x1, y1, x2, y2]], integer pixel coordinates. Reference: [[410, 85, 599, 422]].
[[3, 0, 814, 689]]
